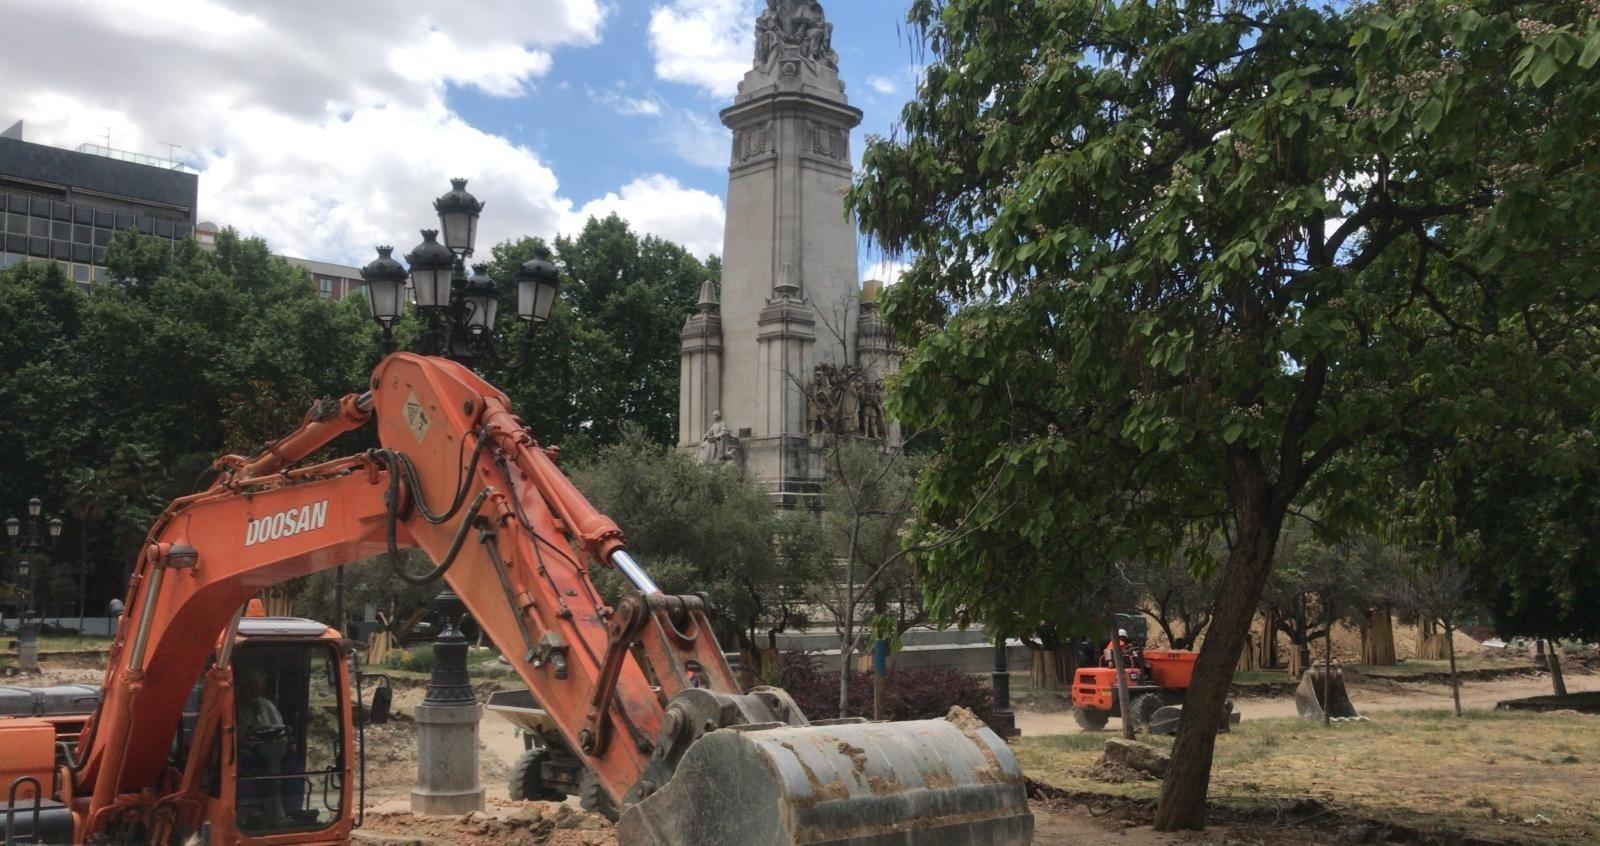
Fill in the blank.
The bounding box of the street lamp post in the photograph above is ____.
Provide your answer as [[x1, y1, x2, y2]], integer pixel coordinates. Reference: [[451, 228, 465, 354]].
[[359, 182, 561, 811], [6, 497, 61, 672], [360, 179, 562, 369]]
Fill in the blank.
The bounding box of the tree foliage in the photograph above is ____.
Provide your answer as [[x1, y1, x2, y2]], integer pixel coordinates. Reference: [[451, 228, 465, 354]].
[[850, 0, 1600, 828], [569, 426, 826, 655], [0, 214, 719, 621], [0, 231, 379, 612], [1263, 519, 1403, 668], [480, 214, 718, 458]]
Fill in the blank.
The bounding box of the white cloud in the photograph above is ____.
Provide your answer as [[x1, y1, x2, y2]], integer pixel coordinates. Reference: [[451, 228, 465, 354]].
[[591, 84, 667, 118], [866, 75, 898, 96], [665, 111, 732, 170], [648, 0, 756, 97], [0, 0, 666, 266], [617, 98, 666, 117], [570, 175, 726, 259], [864, 257, 908, 287], [398, 32, 555, 98]]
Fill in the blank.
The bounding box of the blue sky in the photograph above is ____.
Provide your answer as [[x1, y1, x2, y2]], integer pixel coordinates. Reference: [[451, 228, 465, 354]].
[[456, 2, 921, 204], [0, 0, 920, 279]]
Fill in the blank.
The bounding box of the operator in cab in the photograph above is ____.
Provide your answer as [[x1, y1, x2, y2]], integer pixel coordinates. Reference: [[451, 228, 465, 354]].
[[1103, 629, 1134, 666], [237, 670, 291, 827]]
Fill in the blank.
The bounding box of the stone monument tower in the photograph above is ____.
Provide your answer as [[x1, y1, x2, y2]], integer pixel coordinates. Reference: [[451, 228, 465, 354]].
[[680, 0, 895, 501]]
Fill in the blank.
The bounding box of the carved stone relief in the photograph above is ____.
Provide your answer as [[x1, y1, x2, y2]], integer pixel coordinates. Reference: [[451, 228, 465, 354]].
[[810, 122, 846, 162], [732, 121, 774, 164]]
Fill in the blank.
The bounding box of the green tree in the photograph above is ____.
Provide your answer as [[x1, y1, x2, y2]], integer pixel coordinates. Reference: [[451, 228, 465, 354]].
[[851, 0, 1600, 828], [1262, 520, 1400, 673], [482, 215, 717, 458], [815, 438, 929, 717], [569, 426, 826, 671], [0, 229, 382, 615]]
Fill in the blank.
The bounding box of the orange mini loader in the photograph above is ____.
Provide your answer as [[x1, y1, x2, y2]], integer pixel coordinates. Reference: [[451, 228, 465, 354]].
[[1071, 618, 1235, 734]]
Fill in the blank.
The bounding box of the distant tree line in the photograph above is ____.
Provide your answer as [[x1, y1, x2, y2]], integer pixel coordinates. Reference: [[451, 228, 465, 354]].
[[0, 213, 720, 622]]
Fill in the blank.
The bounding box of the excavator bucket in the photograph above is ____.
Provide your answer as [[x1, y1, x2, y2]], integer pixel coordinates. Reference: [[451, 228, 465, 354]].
[[1295, 666, 1367, 722], [618, 712, 1033, 846]]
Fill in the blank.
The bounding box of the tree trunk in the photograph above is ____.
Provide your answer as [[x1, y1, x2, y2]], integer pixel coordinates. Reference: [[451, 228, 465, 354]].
[[1548, 640, 1568, 697], [1445, 620, 1461, 717], [1154, 501, 1282, 832], [1235, 634, 1259, 672], [1031, 648, 1072, 690], [838, 519, 863, 718], [1417, 617, 1435, 656], [1322, 606, 1333, 728], [1363, 607, 1396, 666], [1259, 611, 1279, 669], [1109, 626, 1136, 741]]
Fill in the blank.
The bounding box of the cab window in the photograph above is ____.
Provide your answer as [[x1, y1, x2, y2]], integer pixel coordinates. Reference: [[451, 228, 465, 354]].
[[234, 642, 345, 835]]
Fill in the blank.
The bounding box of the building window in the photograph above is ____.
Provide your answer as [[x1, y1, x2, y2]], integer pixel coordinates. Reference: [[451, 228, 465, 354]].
[[29, 217, 48, 237], [318, 277, 333, 299], [0, 252, 20, 269], [74, 224, 92, 245], [92, 266, 109, 284], [4, 214, 23, 235], [72, 264, 90, 283], [52, 221, 70, 240], [94, 228, 111, 247]]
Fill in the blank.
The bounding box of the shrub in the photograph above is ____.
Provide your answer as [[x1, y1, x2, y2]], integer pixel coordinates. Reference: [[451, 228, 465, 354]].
[[767, 652, 994, 724], [383, 647, 436, 674]]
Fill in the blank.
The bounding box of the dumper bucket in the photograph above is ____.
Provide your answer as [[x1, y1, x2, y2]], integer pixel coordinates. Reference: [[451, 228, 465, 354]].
[[1295, 666, 1367, 722], [618, 712, 1033, 846]]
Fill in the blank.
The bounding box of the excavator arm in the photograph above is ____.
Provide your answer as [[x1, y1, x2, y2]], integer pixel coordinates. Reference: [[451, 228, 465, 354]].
[[72, 353, 1031, 845]]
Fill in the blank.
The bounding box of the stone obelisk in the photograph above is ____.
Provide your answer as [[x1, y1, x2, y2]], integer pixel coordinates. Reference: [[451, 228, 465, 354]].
[[680, 0, 864, 502]]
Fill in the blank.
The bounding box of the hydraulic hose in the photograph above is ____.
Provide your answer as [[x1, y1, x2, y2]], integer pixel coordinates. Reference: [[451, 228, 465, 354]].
[[370, 447, 497, 585]]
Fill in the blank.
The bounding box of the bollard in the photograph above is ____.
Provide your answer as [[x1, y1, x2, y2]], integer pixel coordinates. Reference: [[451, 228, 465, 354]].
[[872, 639, 889, 721], [409, 591, 485, 815], [17, 620, 39, 673], [991, 641, 1019, 739]]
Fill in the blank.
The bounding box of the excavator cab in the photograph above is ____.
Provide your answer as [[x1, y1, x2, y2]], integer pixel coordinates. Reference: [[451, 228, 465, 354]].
[[230, 630, 350, 836], [153, 617, 359, 845]]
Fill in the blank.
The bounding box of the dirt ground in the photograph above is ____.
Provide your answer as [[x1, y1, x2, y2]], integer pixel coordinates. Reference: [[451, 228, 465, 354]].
[[13, 651, 1599, 844]]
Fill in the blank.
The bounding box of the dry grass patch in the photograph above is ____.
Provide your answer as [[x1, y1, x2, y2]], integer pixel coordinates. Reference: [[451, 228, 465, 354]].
[[1016, 709, 1600, 844]]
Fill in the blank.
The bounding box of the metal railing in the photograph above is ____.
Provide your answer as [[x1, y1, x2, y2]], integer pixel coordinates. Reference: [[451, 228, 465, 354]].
[[73, 143, 198, 174]]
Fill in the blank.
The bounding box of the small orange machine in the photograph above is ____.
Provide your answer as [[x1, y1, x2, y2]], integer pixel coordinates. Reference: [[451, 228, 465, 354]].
[[1072, 648, 1200, 731]]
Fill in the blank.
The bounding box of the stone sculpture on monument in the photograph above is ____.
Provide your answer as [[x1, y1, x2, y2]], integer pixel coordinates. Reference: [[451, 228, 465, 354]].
[[696, 411, 734, 464]]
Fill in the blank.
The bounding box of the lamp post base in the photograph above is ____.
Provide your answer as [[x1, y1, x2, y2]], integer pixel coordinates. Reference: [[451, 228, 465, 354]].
[[17, 621, 39, 672]]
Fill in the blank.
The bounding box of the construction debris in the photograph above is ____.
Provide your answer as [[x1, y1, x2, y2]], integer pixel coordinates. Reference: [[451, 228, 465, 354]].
[[362, 800, 615, 846], [1098, 738, 1170, 779]]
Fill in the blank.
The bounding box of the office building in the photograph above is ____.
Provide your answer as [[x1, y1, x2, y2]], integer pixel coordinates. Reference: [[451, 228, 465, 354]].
[[0, 120, 198, 286]]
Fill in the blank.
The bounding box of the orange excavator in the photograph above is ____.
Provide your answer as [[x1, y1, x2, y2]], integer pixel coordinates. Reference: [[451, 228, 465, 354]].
[[0, 353, 1031, 845]]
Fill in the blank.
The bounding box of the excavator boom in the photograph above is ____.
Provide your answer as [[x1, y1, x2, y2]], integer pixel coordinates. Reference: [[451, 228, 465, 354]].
[[61, 353, 1031, 845]]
